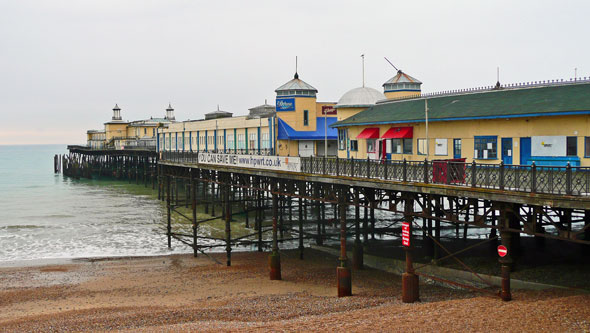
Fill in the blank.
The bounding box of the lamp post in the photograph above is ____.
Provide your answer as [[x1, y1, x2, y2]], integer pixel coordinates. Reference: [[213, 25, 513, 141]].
[[324, 107, 328, 157]]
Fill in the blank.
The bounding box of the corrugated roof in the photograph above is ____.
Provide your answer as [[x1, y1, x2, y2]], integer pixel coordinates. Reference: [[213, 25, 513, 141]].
[[275, 73, 318, 92], [383, 70, 422, 85], [332, 83, 590, 127]]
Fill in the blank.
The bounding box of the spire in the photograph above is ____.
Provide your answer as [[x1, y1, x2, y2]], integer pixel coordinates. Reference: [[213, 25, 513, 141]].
[[294, 56, 299, 79]]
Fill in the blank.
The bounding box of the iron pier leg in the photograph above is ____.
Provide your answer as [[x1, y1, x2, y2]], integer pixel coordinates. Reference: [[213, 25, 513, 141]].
[[298, 182, 304, 260], [402, 193, 419, 303], [225, 174, 231, 266], [192, 170, 198, 257], [166, 174, 172, 249], [352, 188, 363, 270], [337, 188, 352, 297], [269, 185, 281, 280], [499, 205, 513, 301]]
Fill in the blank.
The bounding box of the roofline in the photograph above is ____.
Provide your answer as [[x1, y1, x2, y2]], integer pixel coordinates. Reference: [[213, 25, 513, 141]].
[[334, 104, 373, 109], [331, 110, 590, 128]]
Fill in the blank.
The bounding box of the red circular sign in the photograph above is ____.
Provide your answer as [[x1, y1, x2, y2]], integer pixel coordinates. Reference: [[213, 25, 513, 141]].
[[497, 245, 508, 257]]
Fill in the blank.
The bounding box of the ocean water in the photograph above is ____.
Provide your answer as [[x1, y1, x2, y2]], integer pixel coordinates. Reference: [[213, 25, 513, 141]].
[[0, 144, 183, 265]]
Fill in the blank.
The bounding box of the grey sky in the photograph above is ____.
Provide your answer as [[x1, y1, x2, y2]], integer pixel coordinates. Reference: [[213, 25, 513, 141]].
[[1, 0, 588, 145]]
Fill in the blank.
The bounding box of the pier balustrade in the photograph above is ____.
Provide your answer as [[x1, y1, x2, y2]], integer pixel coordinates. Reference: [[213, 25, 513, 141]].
[[160, 152, 590, 197]]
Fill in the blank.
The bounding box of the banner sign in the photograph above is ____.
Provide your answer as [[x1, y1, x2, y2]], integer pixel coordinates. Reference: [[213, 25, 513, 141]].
[[531, 136, 566, 157], [197, 152, 301, 172], [322, 105, 337, 115], [276, 98, 296, 111], [402, 222, 410, 247]]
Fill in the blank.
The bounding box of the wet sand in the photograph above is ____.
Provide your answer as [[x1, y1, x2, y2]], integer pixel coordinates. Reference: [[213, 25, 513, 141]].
[[0, 249, 588, 332]]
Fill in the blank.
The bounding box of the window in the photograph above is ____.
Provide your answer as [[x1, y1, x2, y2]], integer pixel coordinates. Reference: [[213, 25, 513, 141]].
[[474, 136, 497, 159], [227, 134, 234, 151], [144, 128, 147, 135], [338, 129, 347, 150], [261, 133, 270, 149], [249, 133, 257, 150], [238, 134, 246, 149], [567, 136, 577, 156], [367, 139, 376, 153], [392, 139, 401, 154], [434, 138, 448, 156], [454, 139, 462, 157], [417, 139, 427, 155], [350, 140, 358, 151], [585, 137, 590, 157], [219, 135, 224, 149], [303, 110, 309, 126], [403, 139, 413, 154]]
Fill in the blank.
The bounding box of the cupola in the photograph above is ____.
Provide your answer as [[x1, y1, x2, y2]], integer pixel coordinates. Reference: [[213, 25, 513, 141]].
[[165, 103, 175, 121], [383, 70, 422, 99], [112, 104, 122, 121]]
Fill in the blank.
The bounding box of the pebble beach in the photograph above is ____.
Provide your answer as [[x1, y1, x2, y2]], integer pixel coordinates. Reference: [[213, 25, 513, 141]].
[[0, 249, 588, 332]]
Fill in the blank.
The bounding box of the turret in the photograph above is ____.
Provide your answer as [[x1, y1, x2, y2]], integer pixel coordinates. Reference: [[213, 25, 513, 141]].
[[112, 104, 122, 121], [383, 70, 422, 99], [165, 103, 175, 121]]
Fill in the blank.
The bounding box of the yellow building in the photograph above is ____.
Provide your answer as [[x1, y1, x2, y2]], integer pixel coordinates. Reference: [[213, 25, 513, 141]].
[[87, 104, 174, 150], [333, 81, 590, 167], [160, 103, 276, 155], [274, 72, 338, 157]]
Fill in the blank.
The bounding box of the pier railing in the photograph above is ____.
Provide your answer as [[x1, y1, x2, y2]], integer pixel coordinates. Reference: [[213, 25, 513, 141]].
[[161, 152, 590, 196]]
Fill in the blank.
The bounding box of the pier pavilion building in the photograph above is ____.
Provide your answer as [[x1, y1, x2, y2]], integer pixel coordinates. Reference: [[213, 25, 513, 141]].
[[87, 104, 174, 150], [333, 80, 590, 167], [158, 103, 276, 155], [274, 72, 338, 157]]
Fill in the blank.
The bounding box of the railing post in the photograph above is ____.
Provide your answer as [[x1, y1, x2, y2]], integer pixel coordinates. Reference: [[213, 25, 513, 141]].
[[423, 159, 428, 183], [384, 159, 388, 180], [351, 158, 355, 177], [336, 156, 339, 176], [566, 163, 572, 195], [366, 157, 370, 179], [445, 161, 451, 184], [531, 162, 537, 193], [323, 156, 326, 175], [471, 161, 477, 188], [499, 162, 505, 190], [403, 158, 407, 182]]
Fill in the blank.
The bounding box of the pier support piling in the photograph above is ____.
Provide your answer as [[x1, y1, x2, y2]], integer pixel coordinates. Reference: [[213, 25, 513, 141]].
[[337, 187, 352, 297], [269, 185, 281, 280]]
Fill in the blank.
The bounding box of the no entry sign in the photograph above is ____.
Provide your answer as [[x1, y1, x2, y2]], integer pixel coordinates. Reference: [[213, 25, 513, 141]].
[[402, 222, 410, 247], [497, 245, 508, 257]]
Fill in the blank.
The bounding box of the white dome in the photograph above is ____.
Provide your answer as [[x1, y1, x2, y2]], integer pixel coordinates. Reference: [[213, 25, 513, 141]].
[[336, 87, 386, 108]]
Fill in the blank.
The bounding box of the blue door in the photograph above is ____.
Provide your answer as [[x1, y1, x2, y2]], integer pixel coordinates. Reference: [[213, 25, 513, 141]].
[[520, 137, 531, 165], [501, 138, 512, 165], [453, 139, 461, 159]]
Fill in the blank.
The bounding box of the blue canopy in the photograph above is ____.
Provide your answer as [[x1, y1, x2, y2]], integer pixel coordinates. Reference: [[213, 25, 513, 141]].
[[277, 117, 338, 140]]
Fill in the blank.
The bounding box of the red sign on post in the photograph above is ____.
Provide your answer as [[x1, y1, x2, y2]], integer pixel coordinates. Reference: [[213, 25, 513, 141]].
[[402, 222, 410, 247], [497, 245, 508, 257]]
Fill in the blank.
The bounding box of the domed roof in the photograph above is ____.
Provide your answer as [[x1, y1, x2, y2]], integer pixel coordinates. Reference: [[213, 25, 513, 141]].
[[336, 87, 386, 108], [383, 70, 422, 85], [275, 73, 318, 93]]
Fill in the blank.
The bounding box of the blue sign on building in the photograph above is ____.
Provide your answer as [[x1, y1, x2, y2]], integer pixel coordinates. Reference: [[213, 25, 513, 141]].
[[276, 98, 295, 111]]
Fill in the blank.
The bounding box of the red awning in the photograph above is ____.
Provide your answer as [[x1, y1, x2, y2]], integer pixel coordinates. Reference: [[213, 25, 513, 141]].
[[381, 126, 413, 139], [356, 128, 380, 139]]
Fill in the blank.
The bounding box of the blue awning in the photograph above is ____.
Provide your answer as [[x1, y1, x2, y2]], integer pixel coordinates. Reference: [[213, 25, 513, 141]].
[[277, 117, 338, 140]]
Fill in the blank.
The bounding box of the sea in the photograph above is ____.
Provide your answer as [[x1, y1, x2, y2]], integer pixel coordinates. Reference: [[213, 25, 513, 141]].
[[0, 144, 186, 266]]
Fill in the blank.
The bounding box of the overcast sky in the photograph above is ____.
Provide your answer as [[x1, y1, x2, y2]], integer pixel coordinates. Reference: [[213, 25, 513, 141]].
[[1, 0, 588, 145]]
